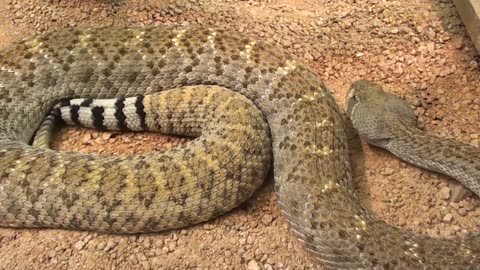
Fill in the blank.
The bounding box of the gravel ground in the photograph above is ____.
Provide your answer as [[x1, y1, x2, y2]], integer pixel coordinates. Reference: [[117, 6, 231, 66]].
[[0, 0, 479, 269]]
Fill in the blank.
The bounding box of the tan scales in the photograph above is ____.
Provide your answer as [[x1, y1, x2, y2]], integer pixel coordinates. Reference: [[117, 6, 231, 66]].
[[0, 26, 478, 269]]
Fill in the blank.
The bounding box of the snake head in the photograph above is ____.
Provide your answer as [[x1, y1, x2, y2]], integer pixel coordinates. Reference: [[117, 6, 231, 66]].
[[346, 80, 417, 146], [346, 80, 384, 118]]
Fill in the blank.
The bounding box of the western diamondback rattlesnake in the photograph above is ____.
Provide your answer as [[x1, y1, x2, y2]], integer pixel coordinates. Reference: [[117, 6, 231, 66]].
[[0, 26, 478, 269]]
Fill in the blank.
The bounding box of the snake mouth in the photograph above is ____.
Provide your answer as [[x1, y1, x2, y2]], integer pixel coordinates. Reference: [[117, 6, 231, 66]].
[[346, 87, 359, 119], [347, 87, 356, 99]]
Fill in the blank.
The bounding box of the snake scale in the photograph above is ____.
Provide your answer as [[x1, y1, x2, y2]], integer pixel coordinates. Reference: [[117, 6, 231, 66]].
[[0, 26, 478, 269]]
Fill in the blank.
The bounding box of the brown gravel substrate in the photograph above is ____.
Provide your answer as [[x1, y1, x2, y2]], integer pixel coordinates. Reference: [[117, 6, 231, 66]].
[[0, 0, 479, 269]]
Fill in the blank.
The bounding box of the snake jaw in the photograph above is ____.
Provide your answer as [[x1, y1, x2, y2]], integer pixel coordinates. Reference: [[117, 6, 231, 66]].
[[346, 86, 361, 120], [348, 100, 360, 121], [347, 87, 356, 100]]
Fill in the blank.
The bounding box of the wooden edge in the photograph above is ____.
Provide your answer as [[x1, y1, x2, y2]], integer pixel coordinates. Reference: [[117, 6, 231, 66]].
[[453, 0, 480, 54]]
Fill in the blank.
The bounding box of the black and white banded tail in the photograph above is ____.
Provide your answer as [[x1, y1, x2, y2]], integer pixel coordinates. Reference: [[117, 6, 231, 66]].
[[56, 96, 148, 131], [32, 96, 148, 148]]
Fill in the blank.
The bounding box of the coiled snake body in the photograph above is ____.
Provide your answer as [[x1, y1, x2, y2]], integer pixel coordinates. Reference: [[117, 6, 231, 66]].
[[0, 26, 478, 269]]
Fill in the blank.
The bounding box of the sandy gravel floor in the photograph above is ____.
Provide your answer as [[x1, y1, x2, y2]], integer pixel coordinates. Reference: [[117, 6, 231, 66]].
[[0, 0, 479, 269]]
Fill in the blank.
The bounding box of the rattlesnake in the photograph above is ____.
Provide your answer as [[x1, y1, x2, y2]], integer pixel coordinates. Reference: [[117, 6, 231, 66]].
[[0, 26, 478, 269]]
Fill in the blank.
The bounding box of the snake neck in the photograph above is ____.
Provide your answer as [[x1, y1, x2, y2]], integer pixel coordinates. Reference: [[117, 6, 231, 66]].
[[380, 120, 480, 197]]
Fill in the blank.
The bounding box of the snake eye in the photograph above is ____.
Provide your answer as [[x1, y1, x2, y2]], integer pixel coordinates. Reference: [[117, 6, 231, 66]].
[[353, 94, 360, 101]]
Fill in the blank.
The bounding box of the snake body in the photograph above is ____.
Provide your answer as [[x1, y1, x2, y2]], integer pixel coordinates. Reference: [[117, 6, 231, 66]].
[[0, 26, 479, 269]]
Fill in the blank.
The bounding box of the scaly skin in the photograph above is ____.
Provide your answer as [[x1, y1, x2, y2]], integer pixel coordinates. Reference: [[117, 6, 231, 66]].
[[0, 27, 479, 269], [1, 84, 273, 232]]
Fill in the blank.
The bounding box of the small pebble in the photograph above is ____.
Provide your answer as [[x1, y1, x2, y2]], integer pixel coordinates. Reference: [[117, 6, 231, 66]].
[[141, 261, 151, 270], [247, 259, 261, 270], [82, 133, 91, 144], [439, 187, 450, 200], [264, 264, 274, 270], [128, 254, 138, 264], [73, 240, 85, 250], [47, 250, 56, 258], [443, 213, 453, 223], [103, 240, 118, 252], [382, 168, 395, 176], [96, 242, 106, 250], [457, 208, 467, 217], [102, 132, 112, 140], [261, 214, 273, 225]]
